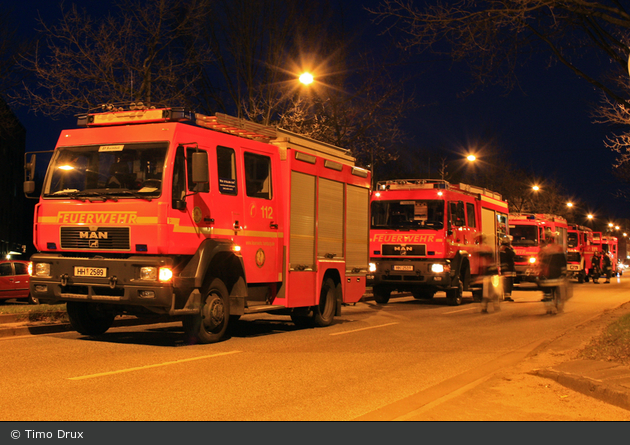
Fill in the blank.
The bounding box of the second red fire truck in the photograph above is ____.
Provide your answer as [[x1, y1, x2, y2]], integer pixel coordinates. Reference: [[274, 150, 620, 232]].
[[567, 224, 600, 283], [509, 213, 568, 284], [24, 105, 371, 343], [368, 180, 509, 305]]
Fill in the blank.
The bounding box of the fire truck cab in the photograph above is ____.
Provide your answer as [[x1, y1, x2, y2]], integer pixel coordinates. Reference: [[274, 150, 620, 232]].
[[368, 180, 509, 305], [24, 106, 371, 343], [509, 213, 568, 284]]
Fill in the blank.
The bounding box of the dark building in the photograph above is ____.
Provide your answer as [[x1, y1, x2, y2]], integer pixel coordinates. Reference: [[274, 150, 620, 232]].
[[0, 97, 32, 259]]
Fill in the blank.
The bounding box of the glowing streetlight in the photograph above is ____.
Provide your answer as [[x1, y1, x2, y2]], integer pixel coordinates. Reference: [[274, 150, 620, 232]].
[[299, 72, 314, 85], [532, 185, 540, 191], [566, 202, 573, 208], [588, 214, 594, 220], [466, 154, 476, 162]]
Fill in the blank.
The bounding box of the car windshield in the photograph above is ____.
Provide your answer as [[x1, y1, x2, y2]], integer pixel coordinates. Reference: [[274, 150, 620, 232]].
[[510, 225, 539, 246], [43, 142, 168, 199], [371, 200, 445, 230]]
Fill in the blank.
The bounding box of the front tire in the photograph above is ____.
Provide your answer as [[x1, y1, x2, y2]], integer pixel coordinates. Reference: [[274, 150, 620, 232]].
[[446, 278, 463, 306], [66, 302, 115, 336], [373, 285, 391, 304], [183, 278, 230, 344]]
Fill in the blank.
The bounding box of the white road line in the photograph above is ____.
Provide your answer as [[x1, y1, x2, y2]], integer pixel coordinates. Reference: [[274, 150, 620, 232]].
[[68, 350, 242, 380], [443, 306, 478, 314], [329, 322, 399, 336]]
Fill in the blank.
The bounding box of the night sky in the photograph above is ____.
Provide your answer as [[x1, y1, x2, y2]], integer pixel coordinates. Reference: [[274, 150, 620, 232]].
[[9, 1, 626, 223]]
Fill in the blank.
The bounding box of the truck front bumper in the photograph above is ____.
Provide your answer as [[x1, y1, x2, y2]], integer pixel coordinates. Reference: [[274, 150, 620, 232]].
[[29, 253, 194, 314]]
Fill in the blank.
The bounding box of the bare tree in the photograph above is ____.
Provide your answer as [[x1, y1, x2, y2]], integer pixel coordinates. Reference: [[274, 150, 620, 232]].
[[16, 0, 212, 116], [369, 1, 630, 103], [195, 0, 415, 165]]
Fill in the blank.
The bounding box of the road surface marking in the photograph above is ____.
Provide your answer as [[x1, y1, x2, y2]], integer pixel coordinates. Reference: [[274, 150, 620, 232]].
[[68, 350, 242, 380], [443, 306, 478, 314], [329, 322, 399, 336]]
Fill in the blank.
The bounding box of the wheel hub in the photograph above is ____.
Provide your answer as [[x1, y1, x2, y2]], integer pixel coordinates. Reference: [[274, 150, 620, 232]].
[[202, 294, 225, 330]]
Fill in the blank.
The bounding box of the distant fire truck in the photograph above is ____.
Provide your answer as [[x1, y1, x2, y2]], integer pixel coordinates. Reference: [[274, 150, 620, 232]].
[[601, 235, 619, 276], [368, 180, 509, 305], [567, 224, 599, 283], [509, 213, 568, 283], [24, 105, 370, 343]]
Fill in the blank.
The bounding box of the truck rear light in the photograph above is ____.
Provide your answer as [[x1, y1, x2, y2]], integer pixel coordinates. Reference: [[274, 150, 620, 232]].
[[34, 263, 51, 277]]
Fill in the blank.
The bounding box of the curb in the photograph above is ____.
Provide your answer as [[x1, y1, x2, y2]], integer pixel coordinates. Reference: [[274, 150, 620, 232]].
[[530, 367, 630, 411], [0, 315, 170, 339]]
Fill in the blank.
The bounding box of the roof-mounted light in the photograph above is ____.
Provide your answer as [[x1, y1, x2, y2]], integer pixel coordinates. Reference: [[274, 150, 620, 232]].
[[76, 104, 192, 127]]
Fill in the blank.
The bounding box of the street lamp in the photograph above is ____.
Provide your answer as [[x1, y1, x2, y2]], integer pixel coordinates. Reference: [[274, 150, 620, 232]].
[[466, 154, 476, 162], [532, 185, 540, 191], [299, 72, 314, 85]]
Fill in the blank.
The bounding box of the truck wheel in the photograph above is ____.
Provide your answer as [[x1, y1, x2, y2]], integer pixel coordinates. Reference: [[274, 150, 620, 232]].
[[312, 277, 336, 327], [412, 289, 434, 299], [373, 285, 391, 304], [183, 278, 230, 344], [26, 293, 39, 305], [66, 302, 115, 336], [446, 279, 463, 306]]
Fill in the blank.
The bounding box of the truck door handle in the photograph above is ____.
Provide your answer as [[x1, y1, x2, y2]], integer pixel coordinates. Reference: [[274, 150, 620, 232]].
[[270, 222, 278, 229], [233, 221, 242, 231]]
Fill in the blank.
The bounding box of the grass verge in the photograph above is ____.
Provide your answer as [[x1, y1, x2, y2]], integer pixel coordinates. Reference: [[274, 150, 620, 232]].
[[579, 313, 630, 365], [0, 302, 68, 323]]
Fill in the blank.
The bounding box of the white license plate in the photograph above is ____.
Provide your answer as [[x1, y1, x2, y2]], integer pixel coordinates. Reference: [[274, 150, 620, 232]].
[[567, 265, 579, 271], [74, 266, 107, 277], [393, 265, 414, 271]]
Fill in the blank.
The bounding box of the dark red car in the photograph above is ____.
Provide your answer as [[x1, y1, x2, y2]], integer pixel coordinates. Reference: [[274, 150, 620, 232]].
[[0, 260, 37, 304]]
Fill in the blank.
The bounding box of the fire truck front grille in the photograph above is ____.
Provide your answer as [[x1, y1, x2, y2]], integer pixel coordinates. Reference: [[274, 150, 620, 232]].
[[386, 275, 425, 282], [567, 252, 581, 263], [60, 227, 130, 250]]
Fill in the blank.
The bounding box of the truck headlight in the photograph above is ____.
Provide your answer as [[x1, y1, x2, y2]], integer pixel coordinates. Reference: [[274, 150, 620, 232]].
[[140, 266, 158, 281], [34, 262, 51, 278], [529, 257, 537, 264], [431, 263, 450, 273]]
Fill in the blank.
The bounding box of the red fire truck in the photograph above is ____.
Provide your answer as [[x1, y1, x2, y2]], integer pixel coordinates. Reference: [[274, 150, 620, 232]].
[[601, 235, 619, 276], [24, 106, 371, 343], [509, 213, 568, 283], [567, 224, 599, 283], [368, 180, 509, 305]]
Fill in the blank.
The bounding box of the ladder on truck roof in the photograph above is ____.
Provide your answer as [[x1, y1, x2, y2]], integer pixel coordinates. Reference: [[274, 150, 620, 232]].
[[76, 104, 358, 165], [377, 179, 503, 201]]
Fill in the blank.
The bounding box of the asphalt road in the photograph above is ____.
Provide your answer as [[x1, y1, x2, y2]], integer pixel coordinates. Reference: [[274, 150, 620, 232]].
[[2, 278, 630, 421]]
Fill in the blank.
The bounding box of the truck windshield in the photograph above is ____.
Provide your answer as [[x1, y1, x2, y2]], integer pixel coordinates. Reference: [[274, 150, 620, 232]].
[[567, 232, 579, 248], [510, 225, 538, 246], [371, 200, 445, 230], [43, 142, 168, 199]]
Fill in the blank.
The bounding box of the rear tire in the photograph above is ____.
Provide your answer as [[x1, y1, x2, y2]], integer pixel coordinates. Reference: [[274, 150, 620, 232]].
[[312, 277, 336, 327], [66, 302, 115, 336], [183, 278, 230, 344]]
